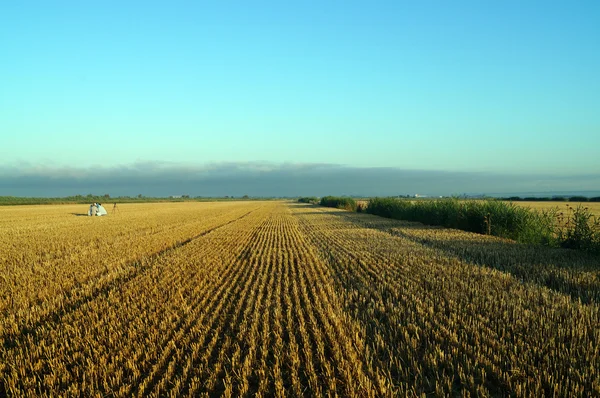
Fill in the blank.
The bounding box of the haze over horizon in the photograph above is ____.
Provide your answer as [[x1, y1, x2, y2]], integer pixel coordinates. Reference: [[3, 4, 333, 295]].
[[2, 161, 600, 198], [2, 1, 599, 197]]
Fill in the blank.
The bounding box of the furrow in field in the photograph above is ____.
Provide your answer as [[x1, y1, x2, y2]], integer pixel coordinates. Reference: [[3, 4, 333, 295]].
[[284, 210, 391, 397], [130, 206, 274, 397], [179, 204, 380, 396], [224, 235, 273, 398], [133, 209, 266, 396], [173, 209, 278, 397], [257, 207, 382, 396]]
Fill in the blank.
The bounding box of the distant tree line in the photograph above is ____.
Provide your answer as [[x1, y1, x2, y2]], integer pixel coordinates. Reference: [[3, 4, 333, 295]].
[[297, 197, 319, 204], [501, 196, 600, 202], [0, 194, 262, 206]]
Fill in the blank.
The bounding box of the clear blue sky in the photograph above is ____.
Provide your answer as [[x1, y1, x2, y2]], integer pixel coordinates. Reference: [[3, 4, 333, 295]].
[[2, 1, 599, 177]]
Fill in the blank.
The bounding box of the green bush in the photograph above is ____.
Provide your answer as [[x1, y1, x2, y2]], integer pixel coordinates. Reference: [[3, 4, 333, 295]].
[[320, 196, 357, 211], [298, 197, 318, 204], [366, 198, 559, 247], [557, 205, 600, 253]]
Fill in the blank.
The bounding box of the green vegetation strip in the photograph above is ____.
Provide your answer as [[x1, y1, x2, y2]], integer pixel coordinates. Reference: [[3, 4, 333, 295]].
[[297, 197, 319, 204], [364, 198, 600, 254], [318, 196, 358, 212]]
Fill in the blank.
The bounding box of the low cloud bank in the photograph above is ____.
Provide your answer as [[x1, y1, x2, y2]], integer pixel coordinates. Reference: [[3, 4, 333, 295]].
[[1, 161, 599, 198]]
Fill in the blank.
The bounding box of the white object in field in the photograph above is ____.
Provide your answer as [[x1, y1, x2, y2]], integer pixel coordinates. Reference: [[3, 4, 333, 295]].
[[87, 203, 107, 216], [96, 205, 108, 216]]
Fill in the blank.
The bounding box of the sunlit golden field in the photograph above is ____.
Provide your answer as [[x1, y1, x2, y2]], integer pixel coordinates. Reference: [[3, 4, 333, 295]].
[[511, 200, 600, 217], [1, 201, 599, 396]]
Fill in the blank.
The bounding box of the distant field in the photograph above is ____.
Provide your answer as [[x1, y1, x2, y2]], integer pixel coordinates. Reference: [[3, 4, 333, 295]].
[[1, 201, 599, 396], [511, 200, 600, 217]]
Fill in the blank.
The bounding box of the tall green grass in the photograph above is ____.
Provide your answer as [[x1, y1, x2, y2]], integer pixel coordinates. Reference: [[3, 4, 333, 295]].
[[320, 196, 357, 211], [366, 197, 600, 253], [556, 204, 600, 252], [297, 197, 319, 204]]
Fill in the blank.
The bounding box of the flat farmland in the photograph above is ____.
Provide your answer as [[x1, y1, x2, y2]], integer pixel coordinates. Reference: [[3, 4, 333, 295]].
[[511, 200, 600, 217], [1, 201, 599, 397]]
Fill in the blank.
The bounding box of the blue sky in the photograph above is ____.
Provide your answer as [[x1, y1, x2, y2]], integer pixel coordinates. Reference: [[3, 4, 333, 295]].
[[1, 1, 599, 196]]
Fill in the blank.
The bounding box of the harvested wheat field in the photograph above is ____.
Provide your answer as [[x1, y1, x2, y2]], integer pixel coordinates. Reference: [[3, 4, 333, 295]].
[[1, 201, 599, 397]]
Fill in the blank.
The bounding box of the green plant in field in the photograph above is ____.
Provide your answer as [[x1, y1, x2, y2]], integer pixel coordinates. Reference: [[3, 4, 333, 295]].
[[365, 197, 600, 251], [319, 196, 357, 211], [557, 204, 600, 252], [298, 197, 319, 204]]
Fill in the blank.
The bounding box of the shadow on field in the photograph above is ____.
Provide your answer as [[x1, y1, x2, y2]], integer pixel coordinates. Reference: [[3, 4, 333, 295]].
[[70, 213, 89, 217], [296, 205, 600, 304], [287, 203, 319, 209]]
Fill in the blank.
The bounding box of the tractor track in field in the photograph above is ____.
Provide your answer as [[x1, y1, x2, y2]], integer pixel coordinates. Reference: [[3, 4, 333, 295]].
[[131, 216, 269, 397], [1, 208, 260, 353]]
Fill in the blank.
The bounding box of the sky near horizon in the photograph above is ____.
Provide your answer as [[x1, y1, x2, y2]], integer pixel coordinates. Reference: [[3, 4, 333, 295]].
[[1, 1, 599, 196]]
